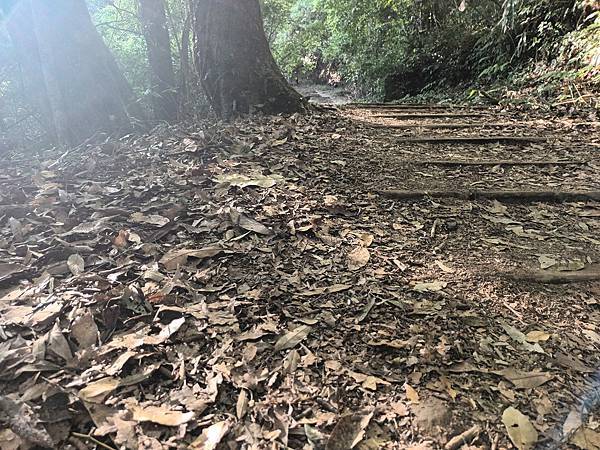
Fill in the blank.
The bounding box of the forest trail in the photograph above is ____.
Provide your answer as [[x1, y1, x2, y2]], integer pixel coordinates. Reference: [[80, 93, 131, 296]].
[[1, 102, 600, 449]]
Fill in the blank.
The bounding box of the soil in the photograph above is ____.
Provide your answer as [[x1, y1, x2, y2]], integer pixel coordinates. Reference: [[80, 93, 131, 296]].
[[0, 97, 599, 449]]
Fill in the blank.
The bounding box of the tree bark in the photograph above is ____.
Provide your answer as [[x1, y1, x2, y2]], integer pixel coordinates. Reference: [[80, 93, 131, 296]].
[[6, 0, 138, 146], [193, 0, 306, 118], [138, 0, 178, 122]]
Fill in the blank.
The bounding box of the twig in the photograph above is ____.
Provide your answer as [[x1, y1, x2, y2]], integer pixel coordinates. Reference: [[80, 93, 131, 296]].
[[71, 432, 117, 450], [445, 425, 482, 449]]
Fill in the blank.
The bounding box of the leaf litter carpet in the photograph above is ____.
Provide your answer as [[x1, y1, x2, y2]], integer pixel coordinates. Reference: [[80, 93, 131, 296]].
[[0, 103, 600, 450]]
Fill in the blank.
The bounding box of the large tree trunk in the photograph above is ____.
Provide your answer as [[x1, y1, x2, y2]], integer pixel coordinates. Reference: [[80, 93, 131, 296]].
[[6, 0, 138, 146], [193, 0, 306, 118], [138, 0, 178, 122]]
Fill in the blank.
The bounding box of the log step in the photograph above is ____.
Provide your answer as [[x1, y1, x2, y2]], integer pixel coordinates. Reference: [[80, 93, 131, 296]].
[[403, 159, 587, 167], [376, 122, 512, 130], [398, 136, 547, 144], [380, 189, 600, 202], [506, 268, 600, 284], [348, 103, 487, 110], [373, 113, 484, 119]]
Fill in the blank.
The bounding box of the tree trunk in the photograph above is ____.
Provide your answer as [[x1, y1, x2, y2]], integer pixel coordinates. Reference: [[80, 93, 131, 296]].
[[193, 0, 306, 118], [138, 0, 178, 122], [6, 0, 138, 146]]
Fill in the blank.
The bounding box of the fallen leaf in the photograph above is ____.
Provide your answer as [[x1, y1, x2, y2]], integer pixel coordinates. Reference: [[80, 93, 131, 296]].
[[554, 352, 594, 373], [78, 377, 120, 403], [435, 261, 455, 273], [563, 409, 583, 436], [236, 390, 249, 420], [405, 384, 420, 404], [326, 411, 373, 450], [347, 246, 370, 271], [113, 230, 129, 248], [525, 330, 551, 343], [571, 427, 600, 450], [557, 260, 586, 272], [0, 263, 26, 281], [274, 325, 312, 351], [160, 246, 223, 270], [230, 210, 272, 235], [190, 421, 231, 449], [214, 173, 282, 188], [131, 404, 194, 426], [539, 255, 557, 270], [130, 212, 169, 227], [502, 407, 538, 450], [495, 368, 553, 389], [298, 284, 352, 297], [501, 322, 545, 354], [46, 322, 73, 362], [412, 281, 447, 293], [70, 309, 99, 348], [582, 329, 600, 345]]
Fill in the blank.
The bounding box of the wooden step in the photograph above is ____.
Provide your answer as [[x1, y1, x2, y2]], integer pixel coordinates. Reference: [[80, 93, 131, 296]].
[[380, 189, 600, 202], [398, 136, 547, 144], [402, 159, 586, 167], [348, 103, 487, 110], [367, 122, 511, 130], [373, 113, 484, 119]]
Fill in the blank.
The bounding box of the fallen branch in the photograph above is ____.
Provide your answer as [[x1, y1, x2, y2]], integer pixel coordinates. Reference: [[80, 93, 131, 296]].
[[367, 122, 512, 129], [505, 268, 600, 284], [402, 159, 587, 167], [398, 135, 547, 144], [348, 103, 487, 110], [380, 189, 600, 202], [445, 425, 482, 450], [372, 113, 484, 119]]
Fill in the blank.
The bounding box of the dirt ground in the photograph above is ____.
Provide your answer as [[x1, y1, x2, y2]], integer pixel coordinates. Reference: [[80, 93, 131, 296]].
[[1, 99, 600, 449]]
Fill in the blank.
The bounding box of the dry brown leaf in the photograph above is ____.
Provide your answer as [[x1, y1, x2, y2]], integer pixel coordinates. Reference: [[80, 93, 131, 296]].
[[571, 427, 600, 450], [131, 404, 194, 426], [160, 246, 223, 270], [70, 309, 99, 348], [230, 209, 272, 235], [46, 322, 73, 362], [525, 330, 551, 343], [501, 322, 545, 354], [412, 281, 447, 293], [190, 421, 231, 449], [347, 246, 370, 271], [78, 377, 119, 404], [113, 229, 130, 248], [236, 390, 249, 420], [67, 254, 85, 276], [298, 283, 353, 297], [405, 384, 420, 404], [502, 407, 538, 450], [563, 409, 583, 436], [326, 411, 373, 450], [214, 173, 282, 188], [495, 368, 554, 389], [130, 212, 169, 227], [435, 260, 455, 273], [274, 325, 312, 351]]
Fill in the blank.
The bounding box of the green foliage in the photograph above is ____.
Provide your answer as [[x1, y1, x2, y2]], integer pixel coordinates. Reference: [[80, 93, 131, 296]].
[[265, 0, 599, 99], [88, 0, 148, 95]]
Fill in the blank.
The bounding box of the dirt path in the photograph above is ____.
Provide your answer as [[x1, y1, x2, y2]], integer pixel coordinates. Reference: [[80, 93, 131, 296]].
[[296, 83, 354, 105], [0, 102, 599, 449]]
